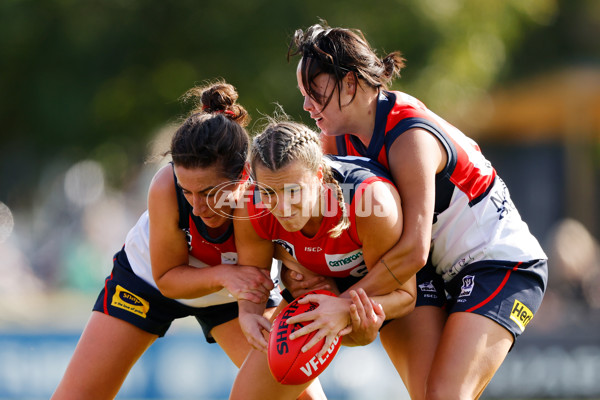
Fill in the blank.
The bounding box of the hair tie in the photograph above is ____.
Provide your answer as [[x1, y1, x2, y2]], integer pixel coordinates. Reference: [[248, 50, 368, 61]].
[[202, 105, 235, 117]]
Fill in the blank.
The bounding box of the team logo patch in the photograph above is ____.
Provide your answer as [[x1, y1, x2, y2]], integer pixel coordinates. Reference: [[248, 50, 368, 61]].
[[273, 239, 295, 257], [510, 299, 533, 332], [111, 285, 150, 318], [459, 275, 475, 297], [418, 280, 437, 293], [184, 228, 193, 251], [221, 252, 237, 264], [325, 249, 364, 272]]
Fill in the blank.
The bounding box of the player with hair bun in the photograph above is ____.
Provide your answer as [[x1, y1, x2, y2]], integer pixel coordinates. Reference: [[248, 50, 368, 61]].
[[229, 119, 417, 400], [288, 20, 548, 400], [51, 81, 325, 400]]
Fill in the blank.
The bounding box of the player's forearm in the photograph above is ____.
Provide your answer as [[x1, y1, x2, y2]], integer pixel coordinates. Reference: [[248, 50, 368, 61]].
[[359, 241, 427, 295], [372, 288, 416, 320], [155, 264, 223, 299], [238, 297, 267, 316]]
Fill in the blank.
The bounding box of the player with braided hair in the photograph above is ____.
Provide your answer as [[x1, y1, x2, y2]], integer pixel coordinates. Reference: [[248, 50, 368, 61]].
[[51, 82, 326, 400], [250, 121, 350, 238], [229, 119, 416, 400]]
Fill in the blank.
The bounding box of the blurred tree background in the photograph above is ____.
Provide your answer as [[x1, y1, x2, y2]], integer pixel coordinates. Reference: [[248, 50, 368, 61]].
[[2, 0, 585, 205], [1, 0, 599, 303], [2, 1, 600, 398]]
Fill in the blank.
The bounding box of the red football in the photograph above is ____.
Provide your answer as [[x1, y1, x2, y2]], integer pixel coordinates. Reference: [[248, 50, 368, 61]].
[[268, 289, 342, 385]]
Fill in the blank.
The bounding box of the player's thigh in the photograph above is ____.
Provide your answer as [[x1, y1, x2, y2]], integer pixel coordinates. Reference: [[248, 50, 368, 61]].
[[211, 318, 253, 368], [212, 306, 279, 368], [380, 306, 446, 400], [52, 311, 157, 400], [427, 311, 513, 400], [230, 348, 312, 400]]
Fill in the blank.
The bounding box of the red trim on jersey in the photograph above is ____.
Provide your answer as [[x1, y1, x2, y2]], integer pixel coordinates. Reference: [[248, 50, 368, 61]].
[[348, 91, 496, 202], [465, 262, 522, 313], [443, 130, 497, 202], [385, 94, 428, 132]]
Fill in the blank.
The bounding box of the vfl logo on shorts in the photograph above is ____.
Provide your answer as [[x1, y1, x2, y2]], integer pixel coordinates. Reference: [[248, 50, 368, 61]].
[[459, 275, 475, 297], [510, 299, 533, 332], [111, 285, 150, 318]]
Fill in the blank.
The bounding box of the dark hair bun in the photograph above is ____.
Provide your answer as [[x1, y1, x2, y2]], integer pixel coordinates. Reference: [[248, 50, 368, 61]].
[[183, 81, 250, 127]]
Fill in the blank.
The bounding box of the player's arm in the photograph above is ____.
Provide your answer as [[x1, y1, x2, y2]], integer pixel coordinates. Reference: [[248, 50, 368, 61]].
[[149, 165, 271, 303], [337, 179, 416, 347], [288, 180, 415, 354], [355, 128, 444, 289], [233, 199, 277, 352], [350, 180, 416, 319]]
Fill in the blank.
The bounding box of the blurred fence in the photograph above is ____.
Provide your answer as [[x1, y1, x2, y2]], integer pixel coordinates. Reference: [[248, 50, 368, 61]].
[[1, 329, 599, 399]]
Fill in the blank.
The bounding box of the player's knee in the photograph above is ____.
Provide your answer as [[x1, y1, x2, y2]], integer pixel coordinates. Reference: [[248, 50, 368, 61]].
[[425, 380, 474, 400]]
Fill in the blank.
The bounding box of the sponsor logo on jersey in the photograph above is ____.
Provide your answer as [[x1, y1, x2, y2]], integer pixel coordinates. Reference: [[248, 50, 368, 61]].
[[221, 252, 237, 264], [418, 280, 437, 293], [111, 285, 150, 318], [490, 180, 516, 220], [305, 246, 322, 252], [459, 275, 475, 297], [325, 249, 364, 272], [510, 299, 533, 332], [273, 239, 295, 257]]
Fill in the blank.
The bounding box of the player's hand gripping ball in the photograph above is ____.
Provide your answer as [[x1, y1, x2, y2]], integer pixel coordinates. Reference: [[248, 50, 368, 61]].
[[268, 289, 342, 385]]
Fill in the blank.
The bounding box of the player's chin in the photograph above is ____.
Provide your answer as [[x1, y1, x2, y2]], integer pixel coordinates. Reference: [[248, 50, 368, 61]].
[[275, 218, 303, 232], [201, 214, 226, 228]]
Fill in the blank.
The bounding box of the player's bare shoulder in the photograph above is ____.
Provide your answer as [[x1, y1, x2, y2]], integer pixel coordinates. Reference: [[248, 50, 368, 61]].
[[148, 164, 178, 202]]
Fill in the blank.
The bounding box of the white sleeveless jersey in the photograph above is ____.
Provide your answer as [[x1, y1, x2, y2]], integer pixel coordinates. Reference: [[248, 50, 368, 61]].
[[124, 211, 238, 307], [336, 91, 547, 281]]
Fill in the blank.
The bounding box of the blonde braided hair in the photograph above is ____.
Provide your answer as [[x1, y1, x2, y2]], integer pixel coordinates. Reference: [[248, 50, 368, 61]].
[[251, 120, 350, 238]]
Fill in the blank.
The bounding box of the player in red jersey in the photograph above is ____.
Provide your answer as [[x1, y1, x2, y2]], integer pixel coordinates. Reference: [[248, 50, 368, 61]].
[[51, 82, 325, 400], [229, 120, 416, 400], [287, 21, 548, 400]]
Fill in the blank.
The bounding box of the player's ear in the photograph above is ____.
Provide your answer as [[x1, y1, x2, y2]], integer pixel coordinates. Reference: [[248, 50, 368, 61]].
[[316, 164, 324, 185], [344, 72, 357, 94]]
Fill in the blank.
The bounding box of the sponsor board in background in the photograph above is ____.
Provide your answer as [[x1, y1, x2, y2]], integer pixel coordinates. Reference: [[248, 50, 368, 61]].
[[0, 333, 599, 399]]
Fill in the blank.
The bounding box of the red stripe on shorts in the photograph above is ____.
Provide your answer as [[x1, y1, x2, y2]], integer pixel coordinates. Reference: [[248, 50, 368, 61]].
[[465, 262, 522, 313], [103, 272, 113, 314]]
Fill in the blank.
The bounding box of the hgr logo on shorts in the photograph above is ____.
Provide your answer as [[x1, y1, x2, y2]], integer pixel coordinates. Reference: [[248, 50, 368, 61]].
[[111, 285, 150, 318], [510, 299, 533, 332]]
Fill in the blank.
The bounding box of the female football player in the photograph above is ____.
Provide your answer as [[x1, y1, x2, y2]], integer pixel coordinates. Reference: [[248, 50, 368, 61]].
[[287, 21, 548, 400], [229, 119, 416, 400], [51, 82, 325, 400]]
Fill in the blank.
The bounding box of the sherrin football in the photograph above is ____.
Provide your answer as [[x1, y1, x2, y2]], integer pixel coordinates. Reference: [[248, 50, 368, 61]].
[[268, 289, 342, 385]]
